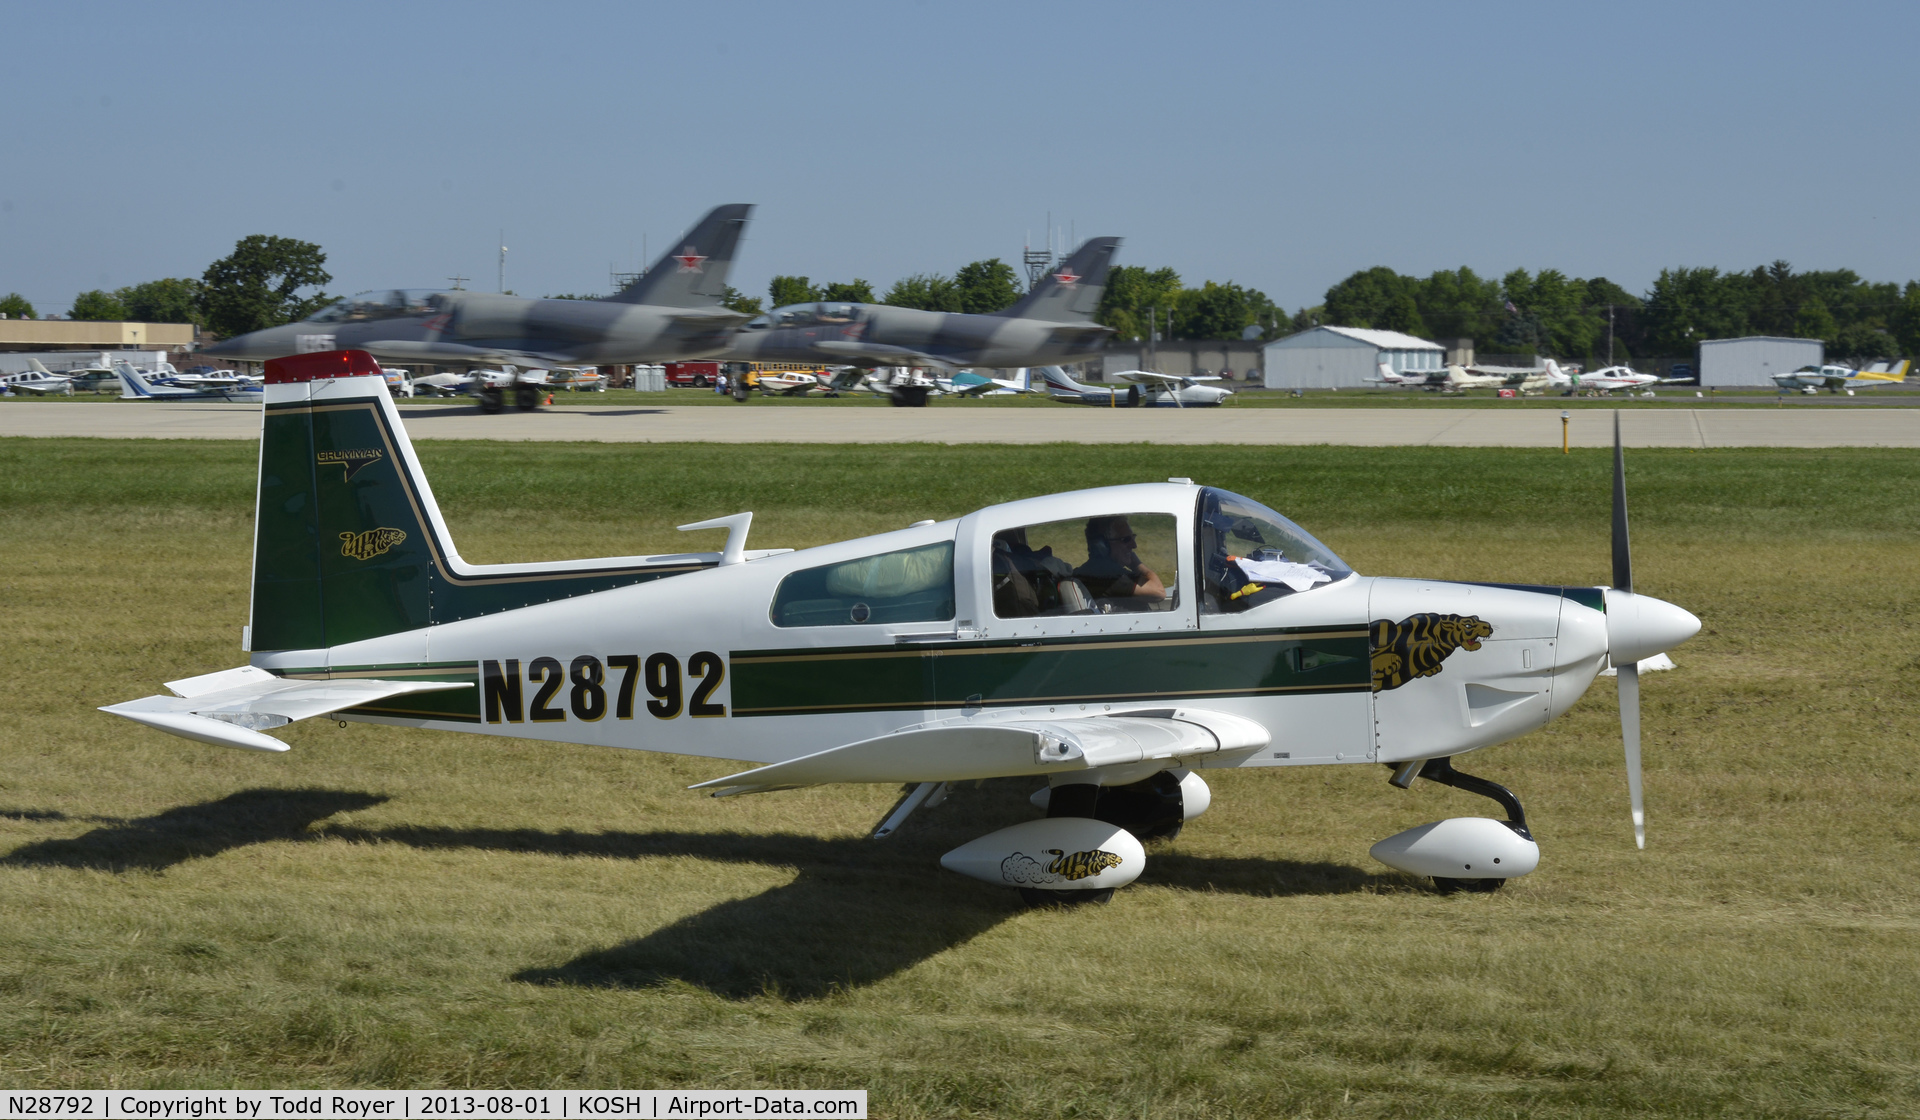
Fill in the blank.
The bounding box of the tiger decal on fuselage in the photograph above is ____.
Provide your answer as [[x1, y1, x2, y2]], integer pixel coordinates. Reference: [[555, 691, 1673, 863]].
[[1370, 613, 1494, 692]]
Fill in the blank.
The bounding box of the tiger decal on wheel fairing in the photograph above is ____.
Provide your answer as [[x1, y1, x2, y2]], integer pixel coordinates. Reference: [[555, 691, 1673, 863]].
[[1370, 613, 1494, 692]]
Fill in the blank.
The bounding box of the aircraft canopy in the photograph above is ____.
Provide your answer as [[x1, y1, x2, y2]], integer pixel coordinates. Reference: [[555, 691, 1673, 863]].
[[306, 290, 449, 324]]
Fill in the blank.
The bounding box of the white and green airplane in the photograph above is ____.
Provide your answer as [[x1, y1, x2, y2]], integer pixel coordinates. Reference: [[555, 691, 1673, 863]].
[[104, 349, 1699, 902]]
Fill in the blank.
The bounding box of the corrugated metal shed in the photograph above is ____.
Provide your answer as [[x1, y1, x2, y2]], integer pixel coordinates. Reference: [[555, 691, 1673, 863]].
[[1262, 325, 1444, 389], [1698, 336, 1823, 387]]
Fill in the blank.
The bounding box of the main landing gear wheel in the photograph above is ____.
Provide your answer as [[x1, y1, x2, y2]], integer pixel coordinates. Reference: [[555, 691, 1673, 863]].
[[1017, 782, 1129, 909], [515, 385, 542, 410], [477, 387, 504, 414]]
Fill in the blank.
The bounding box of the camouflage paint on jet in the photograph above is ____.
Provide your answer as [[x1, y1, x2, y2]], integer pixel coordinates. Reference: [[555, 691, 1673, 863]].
[[205, 204, 754, 367], [722, 237, 1120, 373]]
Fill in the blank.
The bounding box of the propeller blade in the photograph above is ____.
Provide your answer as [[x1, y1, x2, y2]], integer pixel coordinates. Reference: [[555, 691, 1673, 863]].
[[1619, 661, 1646, 849], [1611, 411, 1632, 593]]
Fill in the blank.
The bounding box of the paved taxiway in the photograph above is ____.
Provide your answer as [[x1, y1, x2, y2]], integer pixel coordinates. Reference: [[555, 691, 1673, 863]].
[[2, 402, 1916, 447]]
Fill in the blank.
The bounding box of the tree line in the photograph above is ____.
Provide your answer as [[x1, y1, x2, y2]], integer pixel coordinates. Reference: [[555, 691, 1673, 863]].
[[19, 238, 1911, 362], [1309, 262, 1920, 362], [1, 235, 334, 340]]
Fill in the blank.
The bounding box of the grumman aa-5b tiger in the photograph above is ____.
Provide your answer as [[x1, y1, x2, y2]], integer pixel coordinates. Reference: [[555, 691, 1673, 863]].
[[105, 350, 1699, 903]]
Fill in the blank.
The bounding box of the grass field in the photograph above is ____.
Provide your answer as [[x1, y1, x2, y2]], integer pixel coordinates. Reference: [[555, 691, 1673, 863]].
[[1, 438, 1916, 1116]]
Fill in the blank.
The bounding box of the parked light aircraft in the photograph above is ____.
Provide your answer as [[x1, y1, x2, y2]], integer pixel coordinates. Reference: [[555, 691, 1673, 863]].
[[721, 238, 1121, 406], [1553, 365, 1691, 395], [3, 360, 74, 395], [1042, 366, 1233, 407], [1770, 360, 1910, 393], [1365, 359, 1561, 394], [204, 204, 755, 368], [937, 369, 1043, 397], [115, 360, 262, 402], [103, 349, 1699, 902]]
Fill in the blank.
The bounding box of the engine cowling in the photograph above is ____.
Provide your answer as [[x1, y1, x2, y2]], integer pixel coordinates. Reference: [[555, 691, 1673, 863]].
[[1369, 817, 1540, 880], [941, 818, 1144, 891]]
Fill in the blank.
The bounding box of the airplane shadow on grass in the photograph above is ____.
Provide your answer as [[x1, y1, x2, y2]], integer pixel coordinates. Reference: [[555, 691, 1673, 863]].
[[1, 784, 1396, 1001], [0, 788, 388, 873]]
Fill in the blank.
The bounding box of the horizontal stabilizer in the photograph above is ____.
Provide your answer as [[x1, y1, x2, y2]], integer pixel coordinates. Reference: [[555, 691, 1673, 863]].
[[103, 668, 473, 752], [691, 708, 1268, 795]]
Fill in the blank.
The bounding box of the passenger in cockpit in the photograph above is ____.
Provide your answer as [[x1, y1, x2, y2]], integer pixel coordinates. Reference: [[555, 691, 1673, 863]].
[[1075, 515, 1166, 607]]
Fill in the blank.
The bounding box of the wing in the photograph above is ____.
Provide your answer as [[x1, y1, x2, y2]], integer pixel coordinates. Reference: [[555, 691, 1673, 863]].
[[689, 708, 1269, 796], [1116, 370, 1184, 385], [101, 665, 472, 753]]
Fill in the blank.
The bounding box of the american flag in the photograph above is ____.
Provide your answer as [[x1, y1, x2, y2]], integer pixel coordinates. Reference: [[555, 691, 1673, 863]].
[[1505, 300, 1519, 314]]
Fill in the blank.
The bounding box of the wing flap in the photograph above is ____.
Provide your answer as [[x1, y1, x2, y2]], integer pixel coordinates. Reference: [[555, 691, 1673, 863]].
[[690, 709, 1269, 795], [103, 670, 473, 752]]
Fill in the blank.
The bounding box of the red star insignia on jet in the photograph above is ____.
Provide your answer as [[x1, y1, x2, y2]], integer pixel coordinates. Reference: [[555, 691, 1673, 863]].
[[1054, 269, 1080, 285], [674, 246, 706, 272]]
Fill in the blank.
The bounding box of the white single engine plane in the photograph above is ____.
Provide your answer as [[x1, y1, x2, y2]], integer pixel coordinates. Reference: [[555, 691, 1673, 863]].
[[103, 350, 1699, 902]]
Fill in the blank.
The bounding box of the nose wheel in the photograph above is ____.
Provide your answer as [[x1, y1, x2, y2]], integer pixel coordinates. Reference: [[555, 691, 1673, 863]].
[[1386, 757, 1533, 894]]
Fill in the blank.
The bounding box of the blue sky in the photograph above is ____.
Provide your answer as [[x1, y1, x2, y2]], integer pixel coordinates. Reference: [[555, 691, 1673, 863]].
[[5, 1, 1915, 316]]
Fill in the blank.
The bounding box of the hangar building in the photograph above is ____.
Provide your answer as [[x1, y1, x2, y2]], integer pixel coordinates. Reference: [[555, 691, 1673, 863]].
[[1262, 325, 1444, 389], [1698, 336, 1822, 387]]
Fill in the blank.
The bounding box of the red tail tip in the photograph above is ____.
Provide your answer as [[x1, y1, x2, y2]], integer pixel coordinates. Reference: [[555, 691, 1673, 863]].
[[264, 349, 384, 384]]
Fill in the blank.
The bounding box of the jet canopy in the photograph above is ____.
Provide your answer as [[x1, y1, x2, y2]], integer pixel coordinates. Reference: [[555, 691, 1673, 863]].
[[305, 290, 449, 324], [750, 303, 867, 330]]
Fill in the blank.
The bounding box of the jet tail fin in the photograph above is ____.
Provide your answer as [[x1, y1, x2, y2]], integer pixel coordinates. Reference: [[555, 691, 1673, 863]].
[[999, 237, 1121, 323], [606, 203, 754, 307]]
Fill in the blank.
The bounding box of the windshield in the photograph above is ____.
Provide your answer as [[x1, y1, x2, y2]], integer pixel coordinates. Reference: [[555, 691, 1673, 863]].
[[1197, 488, 1352, 613], [306, 289, 447, 323]]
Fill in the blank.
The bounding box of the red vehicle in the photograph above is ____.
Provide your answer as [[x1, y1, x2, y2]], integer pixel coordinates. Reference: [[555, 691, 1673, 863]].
[[664, 361, 722, 388]]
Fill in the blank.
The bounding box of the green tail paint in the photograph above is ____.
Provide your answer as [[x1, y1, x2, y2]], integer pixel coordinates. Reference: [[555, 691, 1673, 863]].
[[249, 350, 709, 653]]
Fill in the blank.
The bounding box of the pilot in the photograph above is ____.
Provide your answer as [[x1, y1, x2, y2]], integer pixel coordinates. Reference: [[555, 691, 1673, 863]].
[[1075, 516, 1165, 606]]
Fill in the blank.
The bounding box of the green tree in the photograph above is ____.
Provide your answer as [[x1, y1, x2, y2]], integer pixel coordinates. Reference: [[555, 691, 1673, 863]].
[[200, 235, 332, 338], [820, 279, 876, 304], [115, 278, 203, 323], [720, 285, 763, 315], [769, 276, 820, 307], [1288, 305, 1324, 333], [1792, 296, 1838, 343], [1095, 265, 1183, 340], [69, 289, 129, 321], [1323, 267, 1428, 336], [1889, 282, 1920, 358], [950, 259, 1021, 314], [1173, 281, 1268, 340], [0, 292, 37, 319], [1830, 323, 1896, 362], [1411, 267, 1500, 340], [882, 273, 959, 312], [1643, 267, 1749, 356]]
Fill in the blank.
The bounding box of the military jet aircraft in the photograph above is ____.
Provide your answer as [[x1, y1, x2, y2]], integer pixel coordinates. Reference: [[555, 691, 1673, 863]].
[[204, 204, 755, 369], [104, 349, 1700, 903], [721, 238, 1121, 406]]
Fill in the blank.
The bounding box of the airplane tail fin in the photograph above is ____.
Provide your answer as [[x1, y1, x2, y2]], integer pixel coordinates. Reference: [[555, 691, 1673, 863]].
[[999, 237, 1121, 323], [1544, 358, 1569, 386], [606, 203, 754, 307], [115, 360, 156, 399], [27, 358, 54, 375], [1038, 365, 1085, 393], [1854, 359, 1910, 382], [248, 350, 711, 657]]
